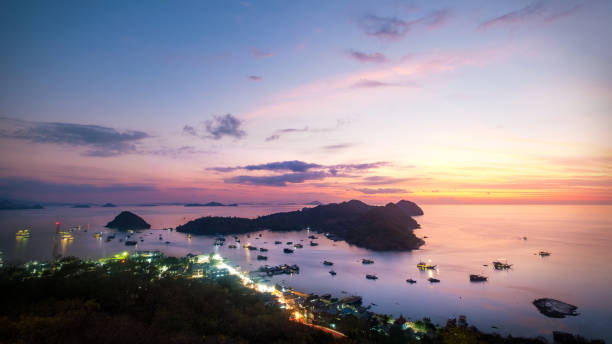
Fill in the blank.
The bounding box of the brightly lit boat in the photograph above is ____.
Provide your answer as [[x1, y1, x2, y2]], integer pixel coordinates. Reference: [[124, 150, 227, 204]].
[[417, 262, 436, 270], [57, 231, 74, 240], [16, 229, 31, 238]]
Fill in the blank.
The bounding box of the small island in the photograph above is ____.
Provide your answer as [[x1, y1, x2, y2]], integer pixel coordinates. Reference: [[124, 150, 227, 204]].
[[184, 202, 238, 207], [176, 200, 425, 251], [101, 203, 117, 207], [106, 211, 151, 231]]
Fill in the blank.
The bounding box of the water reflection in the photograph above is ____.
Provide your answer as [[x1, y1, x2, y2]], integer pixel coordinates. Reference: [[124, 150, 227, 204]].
[[0, 205, 611, 341]]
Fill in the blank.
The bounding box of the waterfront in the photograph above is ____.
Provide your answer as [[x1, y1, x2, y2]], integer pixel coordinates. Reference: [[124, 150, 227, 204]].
[[1, 204, 611, 341]]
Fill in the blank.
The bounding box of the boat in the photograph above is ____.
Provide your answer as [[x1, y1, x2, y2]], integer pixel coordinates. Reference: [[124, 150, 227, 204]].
[[187, 234, 191, 239], [286, 241, 293, 245], [247, 246, 257, 251], [366, 274, 378, 280], [417, 262, 436, 270], [228, 244, 237, 249], [283, 248, 294, 254], [259, 248, 268, 252], [294, 243, 303, 248], [539, 251, 551, 257], [257, 255, 268, 260], [165, 241, 171, 244], [470, 274, 488, 282], [94, 232, 101, 239], [428, 277, 440, 283], [274, 241, 282, 244], [57, 231, 74, 240], [323, 261, 333, 266], [329, 270, 337, 276], [361, 259, 374, 264], [310, 241, 319, 246], [406, 278, 417, 284], [125, 240, 137, 246], [16, 229, 31, 238], [308, 235, 317, 239], [492, 261, 512, 270]]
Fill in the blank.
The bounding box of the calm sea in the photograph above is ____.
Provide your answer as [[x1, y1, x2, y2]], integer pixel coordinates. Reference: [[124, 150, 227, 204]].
[[1, 204, 611, 341]]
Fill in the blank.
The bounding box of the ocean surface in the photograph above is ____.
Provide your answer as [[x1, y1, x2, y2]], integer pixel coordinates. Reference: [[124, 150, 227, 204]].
[[1, 204, 611, 341]]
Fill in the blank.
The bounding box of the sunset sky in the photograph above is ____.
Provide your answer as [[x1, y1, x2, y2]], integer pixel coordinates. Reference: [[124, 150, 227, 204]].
[[1, 0, 611, 204]]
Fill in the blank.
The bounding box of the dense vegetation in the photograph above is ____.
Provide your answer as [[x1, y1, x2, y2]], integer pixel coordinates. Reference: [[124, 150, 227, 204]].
[[105, 211, 151, 230], [176, 200, 425, 251], [0, 257, 333, 344]]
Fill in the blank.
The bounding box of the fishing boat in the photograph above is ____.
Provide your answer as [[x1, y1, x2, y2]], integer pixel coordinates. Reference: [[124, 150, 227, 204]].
[[286, 241, 293, 245], [492, 261, 512, 270], [274, 241, 282, 244], [57, 231, 73, 240], [283, 248, 294, 254], [259, 248, 268, 252], [15, 229, 31, 238], [329, 270, 337, 276], [294, 243, 303, 248], [257, 255, 268, 260], [539, 251, 551, 257], [406, 278, 417, 284], [310, 241, 319, 246], [323, 260, 333, 266], [417, 262, 436, 270], [469, 274, 488, 282], [427, 277, 440, 283], [361, 259, 374, 264], [366, 274, 378, 280], [247, 246, 257, 251]]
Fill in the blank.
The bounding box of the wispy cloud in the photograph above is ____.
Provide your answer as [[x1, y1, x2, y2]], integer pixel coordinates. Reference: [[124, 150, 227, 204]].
[[358, 10, 450, 40], [248, 75, 263, 81], [184, 114, 245, 140], [355, 187, 410, 194], [250, 48, 274, 58], [361, 175, 416, 185], [349, 50, 387, 63], [352, 79, 392, 88], [0, 117, 150, 157], [0, 177, 157, 197], [479, 2, 582, 29], [323, 143, 356, 150]]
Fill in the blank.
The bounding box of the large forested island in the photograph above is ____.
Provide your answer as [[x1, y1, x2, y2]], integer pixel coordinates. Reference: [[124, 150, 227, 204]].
[[176, 200, 425, 251]]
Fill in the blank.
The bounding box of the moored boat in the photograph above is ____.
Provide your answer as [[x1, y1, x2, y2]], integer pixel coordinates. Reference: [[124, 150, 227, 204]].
[[366, 274, 378, 280], [539, 251, 551, 257], [406, 278, 417, 284], [427, 277, 440, 283], [323, 260, 333, 266], [329, 270, 337, 276], [257, 255, 268, 260], [16, 229, 31, 238], [361, 258, 374, 264], [283, 248, 294, 254], [492, 261, 512, 270], [470, 274, 488, 282]]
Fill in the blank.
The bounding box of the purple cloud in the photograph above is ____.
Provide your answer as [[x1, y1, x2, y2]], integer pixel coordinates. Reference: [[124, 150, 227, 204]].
[[225, 171, 328, 187], [355, 188, 410, 194], [248, 75, 263, 81], [184, 114, 245, 140], [349, 50, 387, 63], [245, 160, 322, 172]]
